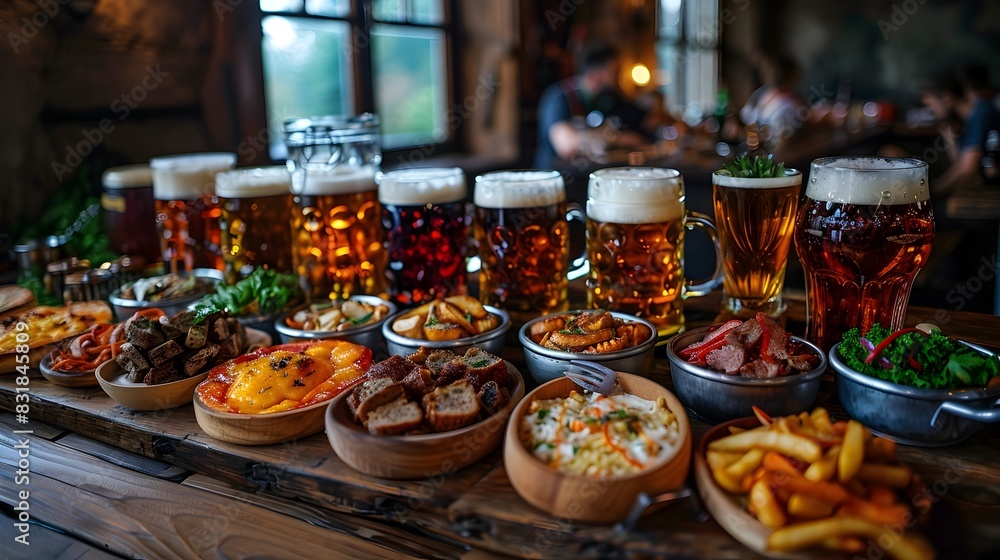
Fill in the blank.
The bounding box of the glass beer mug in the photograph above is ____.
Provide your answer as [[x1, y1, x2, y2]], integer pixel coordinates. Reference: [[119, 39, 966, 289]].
[[473, 170, 584, 325], [586, 167, 723, 337], [150, 153, 236, 272], [284, 114, 387, 301], [378, 167, 469, 306], [216, 167, 294, 282]]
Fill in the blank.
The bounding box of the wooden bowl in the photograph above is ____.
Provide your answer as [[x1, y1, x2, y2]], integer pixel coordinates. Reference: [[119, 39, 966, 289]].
[[39, 354, 100, 388], [325, 362, 525, 479], [503, 373, 692, 524], [95, 360, 208, 411], [193, 393, 331, 446]]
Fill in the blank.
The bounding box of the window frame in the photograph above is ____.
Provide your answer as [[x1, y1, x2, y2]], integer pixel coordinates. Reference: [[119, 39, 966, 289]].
[[254, 0, 460, 161], [654, 0, 721, 122]]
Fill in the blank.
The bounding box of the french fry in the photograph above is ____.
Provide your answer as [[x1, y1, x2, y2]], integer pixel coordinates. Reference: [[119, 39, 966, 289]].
[[804, 445, 840, 482], [840, 499, 911, 526], [762, 452, 804, 478], [858, 463, 913, 489], [712, 466, 744, 494], [725, 449, 765, 480], [706, 450, 743, 471], [750, 480, 787, 528], [708, 430, 822, 463], [869, 485, 896, 506], [780, 476, 851, 505], [728, 426, 746, 435], [787, 493, 835, 519], [741, 466, 769, 492], [821, 536, 866, 554], [866, 437, 898, 463], [838, 420, 866, 483], [444, 295, 489, 319], [752, 405, 773, 425], [767, 516, 934, 560]]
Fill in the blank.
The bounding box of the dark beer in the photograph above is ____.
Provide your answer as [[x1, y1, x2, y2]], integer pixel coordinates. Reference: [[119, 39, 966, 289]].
[[794, 157, 934, 350], [380, 168, 468, 306]]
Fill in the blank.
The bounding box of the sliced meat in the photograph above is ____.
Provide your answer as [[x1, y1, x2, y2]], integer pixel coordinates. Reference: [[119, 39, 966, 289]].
[[786, 354, 816, 372], [705, 343, 746, 375], [730, 317, 763, 347], [740, 359, 781, 378], [367, 355, 419, 381], [756, 313, 790, 361]]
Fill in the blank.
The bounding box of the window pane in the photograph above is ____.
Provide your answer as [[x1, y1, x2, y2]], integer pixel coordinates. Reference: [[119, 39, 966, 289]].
[[410, 0, 444, 25], [261, 16, 355, 159], [371, 24, 448, 148], [373, 0, 405, 22], [260, 0, 303, 12], [658, 0, 682, 42], [682, 46, 718, 121], [685, 0, 719, 47], [656, 43, 682, 113], [305, 0, 349, 17]]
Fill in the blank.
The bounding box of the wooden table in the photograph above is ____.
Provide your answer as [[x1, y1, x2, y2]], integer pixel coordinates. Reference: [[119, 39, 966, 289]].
[[2, 297, 999, 559]]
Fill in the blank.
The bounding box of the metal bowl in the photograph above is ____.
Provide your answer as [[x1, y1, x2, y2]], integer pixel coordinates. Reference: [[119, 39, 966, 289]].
[[517, 310, 657, 384], [665, 327, 827, 424], [274, 295, 397, 353], [830, 341, 1000, 447], [381, 305, 510, 358], [109, 268, 223, 321]]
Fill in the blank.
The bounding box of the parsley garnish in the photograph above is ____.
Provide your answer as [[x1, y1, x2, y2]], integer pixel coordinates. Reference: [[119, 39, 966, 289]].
[[537, 409, 549, 420]]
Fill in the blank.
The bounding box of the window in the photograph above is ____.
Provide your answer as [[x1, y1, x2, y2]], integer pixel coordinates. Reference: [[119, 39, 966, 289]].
[[259, 0, 451, 159], [655, 0, 719, 123]]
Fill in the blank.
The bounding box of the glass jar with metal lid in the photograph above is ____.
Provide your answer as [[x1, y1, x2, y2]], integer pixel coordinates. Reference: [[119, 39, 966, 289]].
[[284, 114, 386, 300]]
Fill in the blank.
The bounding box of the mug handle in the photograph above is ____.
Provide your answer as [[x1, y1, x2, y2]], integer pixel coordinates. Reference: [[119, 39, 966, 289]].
[[567, 203, 589, 273], [684, 211, 723, 298]]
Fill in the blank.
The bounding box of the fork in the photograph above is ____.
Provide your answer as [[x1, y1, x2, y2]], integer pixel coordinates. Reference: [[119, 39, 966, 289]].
[[564, 360, 621, 395]]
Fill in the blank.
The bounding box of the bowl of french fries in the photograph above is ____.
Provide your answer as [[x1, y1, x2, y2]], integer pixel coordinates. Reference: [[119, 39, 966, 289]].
[[382, 296, 510, 357], [695, 407, 935, 560]]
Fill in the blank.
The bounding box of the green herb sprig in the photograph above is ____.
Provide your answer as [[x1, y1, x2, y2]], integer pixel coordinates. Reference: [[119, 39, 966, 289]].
[[722, 154, 787, 179], [193, 267, 302, 317], [839, 324, 1000, 389]]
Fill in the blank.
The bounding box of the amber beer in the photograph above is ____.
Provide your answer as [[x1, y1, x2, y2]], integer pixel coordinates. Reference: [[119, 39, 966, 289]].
[[216, 167, 294, 282], [150, 153, 236, 272], [291, 166, 387, 300], [587, 167, 721, 337], [794, 157, 934, 350], [379, 168, 469, 306], [474, 170, 574, 324], [712, 170, 802, 318]]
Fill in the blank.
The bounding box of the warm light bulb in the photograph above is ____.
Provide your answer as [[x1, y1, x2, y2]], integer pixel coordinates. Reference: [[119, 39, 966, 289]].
[[630, 63, 651, 86]]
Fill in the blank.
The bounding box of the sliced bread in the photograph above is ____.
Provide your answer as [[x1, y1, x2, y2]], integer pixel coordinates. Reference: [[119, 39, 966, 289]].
[[422, 380, 481, 432], [348, 377, 405, 422], [366, 397, 424, 435], [459, 348, 510, 390]]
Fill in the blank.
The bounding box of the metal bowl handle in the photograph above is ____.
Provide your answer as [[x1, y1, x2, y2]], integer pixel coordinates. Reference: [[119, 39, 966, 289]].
[[930, 397, 1000, 426]]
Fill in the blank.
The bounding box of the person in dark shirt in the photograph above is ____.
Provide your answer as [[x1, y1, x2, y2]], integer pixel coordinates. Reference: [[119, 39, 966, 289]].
[[924, 70, 1000, 194], [533, 43, 650, 168]]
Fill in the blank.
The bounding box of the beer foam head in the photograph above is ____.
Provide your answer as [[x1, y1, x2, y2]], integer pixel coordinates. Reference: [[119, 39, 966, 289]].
[[586, 167, 684, 224], [474, 170, 565, 209], [216, 167, 291, 198], [807, 157, 929, 205], [149, 153, 237, 200], [293, 165, 377, 196], [712, 169, 803, 188], [102, 164, 152, 190], [378, 167, 466, 205]]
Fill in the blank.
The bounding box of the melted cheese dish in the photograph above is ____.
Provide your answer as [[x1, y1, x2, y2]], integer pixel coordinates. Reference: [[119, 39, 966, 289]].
[[522, 391, 680, 477], [197, 340, 372, 414]]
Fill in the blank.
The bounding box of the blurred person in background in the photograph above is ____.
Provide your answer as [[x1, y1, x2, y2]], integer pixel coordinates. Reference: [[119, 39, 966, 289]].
[[924, 68, 1000, 195], [739, 55, 805, 150], [533, 42, 650, 168]]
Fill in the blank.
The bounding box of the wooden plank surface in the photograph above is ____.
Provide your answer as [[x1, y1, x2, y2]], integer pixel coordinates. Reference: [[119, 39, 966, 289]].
[[0, 512, 124, 560], [0, 429, 436, 560]]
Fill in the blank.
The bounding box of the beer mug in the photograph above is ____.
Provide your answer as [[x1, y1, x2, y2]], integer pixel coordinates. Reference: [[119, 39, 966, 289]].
[[586, 167, 722, 337], [794, 157, 934, 350], [712, 168, 802, 318], [216, 167, 294, 282], [379, 167, 470, 306], [150, 153, 236, 272], [474, 170, 584, 325], [101, 164, 161, 267], [285, 114, 387, 301]]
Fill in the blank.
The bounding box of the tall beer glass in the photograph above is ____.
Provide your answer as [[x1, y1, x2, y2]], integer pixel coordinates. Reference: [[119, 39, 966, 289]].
[[216, 167, 294, 282], [712, 169, 802, 318], [794, 157, 934, 350], [587, 167, 723, 337], [379, 167, 469, 306], [474, 170, 581, 325], [150, 153, 236, 272], [285, 115, 386, 301]]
